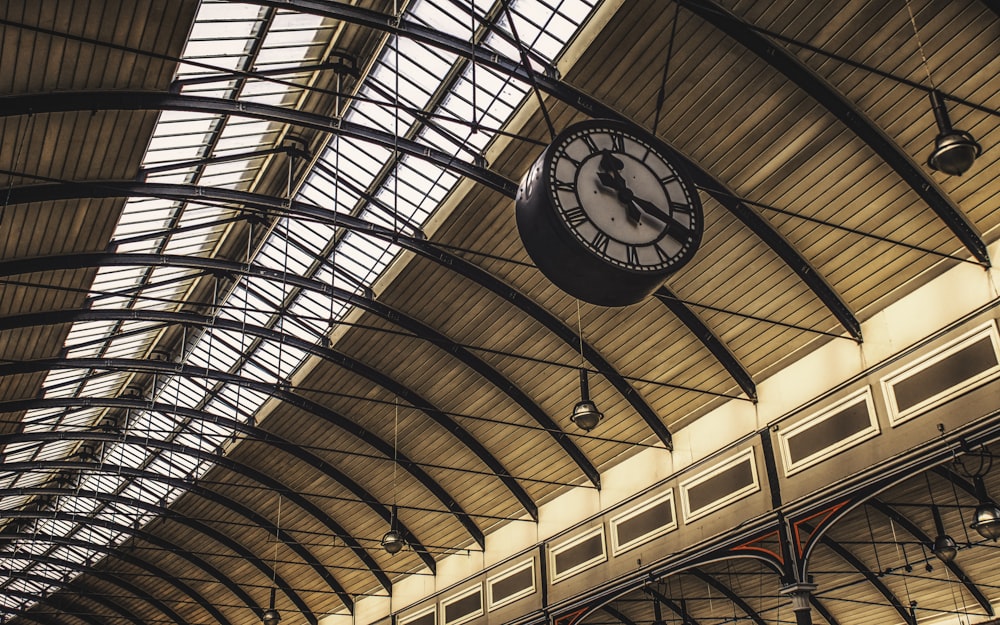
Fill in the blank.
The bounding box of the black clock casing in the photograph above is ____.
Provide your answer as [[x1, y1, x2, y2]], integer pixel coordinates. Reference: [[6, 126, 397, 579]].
[[516, 119, 703, 306]]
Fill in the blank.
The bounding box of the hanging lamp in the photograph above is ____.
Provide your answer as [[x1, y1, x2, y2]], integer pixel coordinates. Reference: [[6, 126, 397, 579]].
[[571, 368, 603, 432]]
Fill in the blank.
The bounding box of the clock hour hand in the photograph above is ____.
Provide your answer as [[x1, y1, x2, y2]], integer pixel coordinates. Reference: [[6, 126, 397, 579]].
[[596, 154, 642, 223], [632, 196, 690, 239]]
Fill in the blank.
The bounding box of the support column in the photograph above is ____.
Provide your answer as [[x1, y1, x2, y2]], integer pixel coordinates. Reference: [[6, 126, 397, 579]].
[[780, 582, 817, 625]]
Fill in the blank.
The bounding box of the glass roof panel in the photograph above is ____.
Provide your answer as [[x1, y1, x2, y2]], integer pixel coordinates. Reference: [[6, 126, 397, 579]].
[[3, 0, 600, 606]]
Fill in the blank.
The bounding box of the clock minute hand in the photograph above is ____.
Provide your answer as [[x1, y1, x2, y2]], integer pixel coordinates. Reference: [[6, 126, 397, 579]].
[[632, 196, 690, 239]]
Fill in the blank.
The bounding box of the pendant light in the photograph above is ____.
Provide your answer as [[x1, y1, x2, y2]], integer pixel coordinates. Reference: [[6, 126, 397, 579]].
[[262, 588, 281, 625], [382, 399, 406, 554], [929, 504, 958, 562], [571, 369, 603, 432], [263, 496, 282, 625], [926, 90, 981, 176], [970, 474, 1000, 541], [570, 302, 602, 432], [904, 0, 982, 175], [381, 504, 405, 554], [954, 444, 1000, 541]]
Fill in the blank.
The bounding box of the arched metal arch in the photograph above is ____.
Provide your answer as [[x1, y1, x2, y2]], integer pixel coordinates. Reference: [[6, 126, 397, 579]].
[[0, 390, 434, 578], [0, 421, 386, 600], [3, 571, 146, 625], [234, 0, 863, 342], [688, 568, 766, 625], [809, 528, 912, 625], [0, 484, 304, 623], [5, 179, 679, 449], [0, 459, 330, 622], [0, 250, 599, 497], [1, 589, 103, 625], [644, 585, 700, 625], [678, 0, 990, 268], [868, 499, 992, 616], [0, 533, 221, 625], [0, 91, 758, 409], [0, 303, 536, 523], [0, 356, 480, 555]]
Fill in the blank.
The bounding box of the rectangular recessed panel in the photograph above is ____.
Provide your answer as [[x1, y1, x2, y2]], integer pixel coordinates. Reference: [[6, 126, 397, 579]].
[[681, 448, 759, 522], [884, 323, 1000, 425], [611, 491, 676, 555], [402, 608, 435, 625], [443, 587, 482, 625], [550, 526, 606, 582], [895, 337, 997, 413], [487, 560, 535, 609], [780, 388, 879, 475]]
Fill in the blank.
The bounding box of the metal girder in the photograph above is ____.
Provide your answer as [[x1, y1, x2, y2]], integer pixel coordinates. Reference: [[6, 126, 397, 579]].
[[0, 536, 215, 625], [601, 605, 638, 625], [0, 306, 535, 524], [0, 250, 598, 495], [2, 589, 103, 625], [806, 528, 912, 625], [0, 485, 304, 623], [0, 354, 482, 553], [315, 168, 678, 446], [0, 459, 328, 622], [0, 90, 515, 197], [688, 568, 766, 625], [643, 585, 700, 625], [3, 571, 146, 625], [4, 178, 673, 452], [233, 0, 863, 341], [679, 0, 989, 268], [867, 499, 993, 616], [0, 391, 432, 579], [655, 288, 756, 400], [0, 422, 387, 598]]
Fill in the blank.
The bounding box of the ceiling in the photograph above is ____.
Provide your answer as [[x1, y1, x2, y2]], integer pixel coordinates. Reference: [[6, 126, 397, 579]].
[[0, 1, 998, 625]]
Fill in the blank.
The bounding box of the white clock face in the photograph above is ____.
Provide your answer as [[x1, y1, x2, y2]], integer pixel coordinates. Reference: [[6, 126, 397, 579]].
[[546, 125, 701, 273]]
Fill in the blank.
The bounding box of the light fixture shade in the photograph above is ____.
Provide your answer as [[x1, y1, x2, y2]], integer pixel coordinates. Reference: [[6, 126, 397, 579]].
[[932, 533, 958, 561], [928, 130, 982, 175], [570, 369, 603, 432], [262, 609, 282, 625], [571, 399, 603, 432], [382, 529, 405, 554], [970, 501, 1000, 541], [927, 90, 981, 175]]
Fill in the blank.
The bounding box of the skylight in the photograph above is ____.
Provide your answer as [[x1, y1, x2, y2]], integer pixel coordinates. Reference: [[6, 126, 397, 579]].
[[0, 0, 599, 614]]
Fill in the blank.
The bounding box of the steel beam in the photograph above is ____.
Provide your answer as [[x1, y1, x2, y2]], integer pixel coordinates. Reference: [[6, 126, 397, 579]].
[[0, 391, 433, 577], [0, 485, 304, 623], [0, 250, 599, 495], [3, 571, 146, 625], [4, 178, 674, 451], [679, 0, 989, 268], [0, 459, 331, 622], [868, 499, 992, 616], [0, 537, 216, 625], [0, 306, 535, 523], [232, 0, 864, 339], [688, 569, 766, 625]]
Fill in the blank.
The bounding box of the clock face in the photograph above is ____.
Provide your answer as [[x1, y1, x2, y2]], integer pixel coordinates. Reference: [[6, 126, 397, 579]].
[[543, 122, 701, 273]]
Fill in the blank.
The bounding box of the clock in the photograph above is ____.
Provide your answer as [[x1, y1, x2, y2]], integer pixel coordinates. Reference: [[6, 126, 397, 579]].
[[515, 118, 703, 306]]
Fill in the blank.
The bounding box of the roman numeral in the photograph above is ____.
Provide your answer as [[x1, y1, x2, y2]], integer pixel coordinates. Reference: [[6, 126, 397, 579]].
[[671, 202, 691, 216], [654, 244, 671, 263], [563, 206, 589, 227], [660, 174, 678, 186], [626, 244, 640, 266], [610, 132, 625, 153], [591, 230, 610, 253], [553, 180, 574, 192], [581, 134, 600, 154]]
